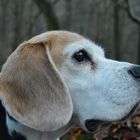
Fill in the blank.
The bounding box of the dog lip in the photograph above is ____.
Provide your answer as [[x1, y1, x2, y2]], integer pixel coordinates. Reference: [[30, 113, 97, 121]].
[[119, 103, 139, 122], [85, 119, 109, 132]]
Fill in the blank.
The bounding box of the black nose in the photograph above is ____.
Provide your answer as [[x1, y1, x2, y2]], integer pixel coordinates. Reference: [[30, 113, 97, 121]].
[[85, 119, 104, 132], [129, 66, 140, 79]]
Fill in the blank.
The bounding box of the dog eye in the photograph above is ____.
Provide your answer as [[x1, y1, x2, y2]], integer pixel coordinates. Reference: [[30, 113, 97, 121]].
[[73, 49, 91, 63]]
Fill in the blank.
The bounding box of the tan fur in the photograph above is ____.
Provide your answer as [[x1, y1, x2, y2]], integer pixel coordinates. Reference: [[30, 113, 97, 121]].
[[28, 31, 83, 67], [0, 31, 84, 131]]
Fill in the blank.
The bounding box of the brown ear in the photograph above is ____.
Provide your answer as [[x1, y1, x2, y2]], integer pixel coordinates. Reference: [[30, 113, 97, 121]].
[[0, 41, 73, 131]]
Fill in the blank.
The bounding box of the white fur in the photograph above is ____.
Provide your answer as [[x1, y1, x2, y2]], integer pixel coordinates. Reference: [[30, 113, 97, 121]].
[[7, 115, 42, 140], [6, 115, 73, 140], [60, 39, 140, 129]]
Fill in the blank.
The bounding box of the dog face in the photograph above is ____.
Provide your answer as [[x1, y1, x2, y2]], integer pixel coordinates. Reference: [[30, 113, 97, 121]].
[[0, 31, 140, 132], [60, 39, 140, 131]]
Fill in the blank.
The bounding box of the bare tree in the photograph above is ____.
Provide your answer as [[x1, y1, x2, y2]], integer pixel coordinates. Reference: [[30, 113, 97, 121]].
[[128, 0, 140, 23], [128, 0, 140, 64], [114, 0, 121, 61], [0, 0, 9, 69], [0, 0, 47, 68], [11, 0, 24, 51], [0, 0, 8, 44], [34, 0, 60, 30]]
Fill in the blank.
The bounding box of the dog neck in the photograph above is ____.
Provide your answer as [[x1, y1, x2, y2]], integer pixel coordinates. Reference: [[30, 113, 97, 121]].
[[6, 114, 73, 140]]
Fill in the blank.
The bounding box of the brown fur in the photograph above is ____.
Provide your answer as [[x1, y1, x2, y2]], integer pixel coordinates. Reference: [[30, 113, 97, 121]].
[[28, 31, 83, 67], [0, 31, 83, 131]]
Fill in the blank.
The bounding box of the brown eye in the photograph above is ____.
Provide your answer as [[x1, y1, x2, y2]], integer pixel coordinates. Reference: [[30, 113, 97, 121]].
[[73, 49, 91, 63]]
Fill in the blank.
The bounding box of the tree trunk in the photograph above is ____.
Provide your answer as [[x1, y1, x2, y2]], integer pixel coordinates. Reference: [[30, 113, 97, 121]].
[[128, 0, 140, 64], [114, 0, 121, 61], [34, 0, 60, 30], [138, 26, 140, 64]]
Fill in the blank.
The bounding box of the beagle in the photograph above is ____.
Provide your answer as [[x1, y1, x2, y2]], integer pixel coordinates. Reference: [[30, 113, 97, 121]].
[[0, 31, 140, 140]]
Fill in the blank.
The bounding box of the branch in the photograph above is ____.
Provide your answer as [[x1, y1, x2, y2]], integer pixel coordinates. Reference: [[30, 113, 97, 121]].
[[128, 0, 140, 24], [26, 11, 42, 37], [51, 0, 60, 5], [34, 0, 60, 30]]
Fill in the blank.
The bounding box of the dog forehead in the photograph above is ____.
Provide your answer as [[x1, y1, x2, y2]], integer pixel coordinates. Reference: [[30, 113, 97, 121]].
[[64, 40, 104, 56], [28, 31, 84, 67], [49, 32, 84, 66], [28, 31, 83, 43]]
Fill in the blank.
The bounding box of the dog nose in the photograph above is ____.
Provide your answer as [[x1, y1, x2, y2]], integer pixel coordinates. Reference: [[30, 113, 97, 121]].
[[85, 119, 104, 132], [129, 66, 140, 79]]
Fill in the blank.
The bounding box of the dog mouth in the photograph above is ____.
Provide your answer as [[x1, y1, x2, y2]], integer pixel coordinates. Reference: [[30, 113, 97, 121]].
[[85, 119, 109, 133], [85, 103, 139, 133]]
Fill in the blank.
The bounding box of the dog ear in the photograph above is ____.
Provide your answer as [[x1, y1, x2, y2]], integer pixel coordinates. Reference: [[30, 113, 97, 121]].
[[0, 41, 73, 131]]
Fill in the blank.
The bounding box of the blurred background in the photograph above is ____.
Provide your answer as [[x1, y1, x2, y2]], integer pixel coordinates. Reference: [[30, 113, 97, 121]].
[[0, 0, 140, 139]]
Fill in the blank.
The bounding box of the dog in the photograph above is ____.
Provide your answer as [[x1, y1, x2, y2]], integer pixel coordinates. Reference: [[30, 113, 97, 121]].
[[0, 31, 140, 140]]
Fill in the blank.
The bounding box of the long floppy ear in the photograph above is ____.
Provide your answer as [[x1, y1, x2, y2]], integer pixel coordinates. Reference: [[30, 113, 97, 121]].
[[0, 41, 73, 131]]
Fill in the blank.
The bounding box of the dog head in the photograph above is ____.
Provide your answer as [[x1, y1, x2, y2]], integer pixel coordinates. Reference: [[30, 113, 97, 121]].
[[0, 31, 140, 132]]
